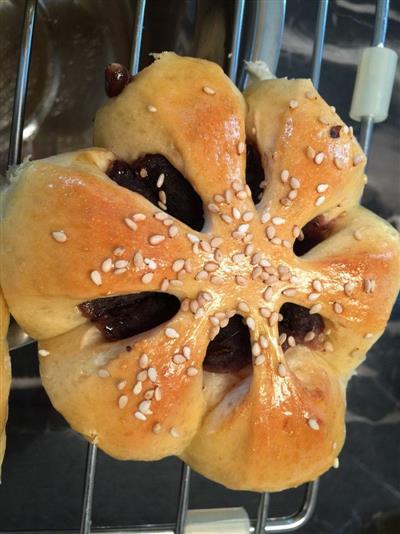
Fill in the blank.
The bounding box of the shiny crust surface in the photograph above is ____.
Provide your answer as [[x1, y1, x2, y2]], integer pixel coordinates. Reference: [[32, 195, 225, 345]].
[[1, 53, 399, 491], [0, 290, 11, 470]]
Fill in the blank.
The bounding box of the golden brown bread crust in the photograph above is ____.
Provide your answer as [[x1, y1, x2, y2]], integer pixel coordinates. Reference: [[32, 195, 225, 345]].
[[0, 289, 11, 470], [1, 53, 399, 491]]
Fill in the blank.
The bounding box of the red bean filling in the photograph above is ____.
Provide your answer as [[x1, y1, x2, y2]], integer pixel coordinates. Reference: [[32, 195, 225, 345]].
[[78, 293, 180, 342], [294, 215, 336, 256], [246, 144, 265, 203], [279, 303, 324, 351], [203, 316, 252, 373], [105, 63, 132, 98], [107, 156, 204, 231]]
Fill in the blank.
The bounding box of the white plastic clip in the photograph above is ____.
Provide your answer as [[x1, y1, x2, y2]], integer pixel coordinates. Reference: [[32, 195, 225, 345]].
[[350, 45, 398, 123]]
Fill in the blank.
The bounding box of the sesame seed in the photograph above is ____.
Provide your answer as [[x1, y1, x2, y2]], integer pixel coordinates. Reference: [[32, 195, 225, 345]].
[[170, 427, 180, 438], [353, 229, 363, 241], [344, 282, 354, 296], [124, 218, 138, 231], [364, 332, 374, 339], [259, 335, 269, 348], [171, 279, 183, 287], [117, 380, 127, 390], [98, 369, 110, 378], [137, 370, 148, 382], [279, 333, 287, 345], [214, 194, 224, 203], [208, 203, 219, 214], [263, 286, 273, 301], [266, 226, 276, 240], [237, 141, 245, 155], [115, 259, 129, 269], [234, 275, 246, 286], [317, 183, 329, 194], [319, 116, 329, 125], [271, 237, 282, 245], [261, 211, 271, 225], [90, 270, 102, 286], [304, 331, 316, 342], [232, 207, 241, 220], [246, 317, 256, 330], [278, 363, 286, 377], [290, 177, 300, 189], [252, 342, 261, 356], [113, 247, 125, 256], [52, 230, 67, 243], [225, 189, 233, 203], [314, 152, 325, 165], [133, 382, 142, 395], [170, 259, 184, 273], [243, 211, 254, 222], [260, 307, 271, 318], [333, 302, 343, 314], [232, 253, 244, 264], [254, 355, 266, 366], [312, 280, 323, 292], [204, 262, 218, 272], [305, 90, 314, 99], [165, 327, 179, 339], [280, 170, 290, 183], [324, 341, 334, 352], [147, 104, 157, 112], [269, 312, 279, 326], [203, 85, 216, 95], [114, 267, 127, 275], [353, 154, 363, 166], [364, 278, 376, 293], [308, 418, 320, 430], [134, 411, 147, 421], [152, 423, 162, 434], [156, 173, 165, 188], [289, 99, 299, 109], [141, 272, 154, 284], [334, 157, 345, 170], [211, 275, 224, 285], [272, 216, 286, 225], [315, 195, 326, 206], [149, 234, 165, 245], [101, 258, 113, 273], [333, 458, 339, 469], [288, 189, 298, 201], [221, 214, 233, 224], [139, 353, 149, 368], [187, 366, 198, 376], [118, 395, 128, 409], [306, 146, 316, 159], [237, 223, 249, 234], [282, 288, 297, 297], [288, 336, 296, 347], [211, 236, 223, 248], [195, 270, 208, 281], [309, 303, 322, 314], [172, 354, 186, 365], [38, 349, 49, 357], [147, 367, 158, 383]]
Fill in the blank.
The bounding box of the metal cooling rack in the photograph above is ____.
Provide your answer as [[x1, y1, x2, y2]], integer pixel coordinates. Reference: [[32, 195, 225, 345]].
[[4, 0, 393, 532]]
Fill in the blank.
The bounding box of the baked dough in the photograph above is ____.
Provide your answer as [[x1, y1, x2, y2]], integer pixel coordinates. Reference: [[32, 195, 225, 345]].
[[1, 53, 399, 491], [0, 289, 11, 472]]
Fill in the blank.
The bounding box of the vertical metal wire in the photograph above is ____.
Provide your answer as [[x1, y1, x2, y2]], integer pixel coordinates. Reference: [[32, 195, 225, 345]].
[[359, 0, 391, 157], [7, 0, 38, 167], [229, 0, 246, 82], [175, 463, 191, 534], [255, 493, 270, 534], [311, 0, 329, 89], [80, 443, 98, 534], [130, 0, 147, 75]]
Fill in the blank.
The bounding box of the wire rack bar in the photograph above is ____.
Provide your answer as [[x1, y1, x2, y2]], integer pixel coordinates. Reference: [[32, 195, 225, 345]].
[[175, 463, 191, 534], [359, 0, 390, 157], [254, 493, 270, 534], [80, 444, 98, 534], [229, 0, 246, 82], [130, 0, 147, 75], [311, 0, 329, 89], [7, 0, 38, 167]]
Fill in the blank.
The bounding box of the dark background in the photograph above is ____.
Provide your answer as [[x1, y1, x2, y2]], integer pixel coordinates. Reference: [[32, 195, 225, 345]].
[[0, 0, 399, 532]]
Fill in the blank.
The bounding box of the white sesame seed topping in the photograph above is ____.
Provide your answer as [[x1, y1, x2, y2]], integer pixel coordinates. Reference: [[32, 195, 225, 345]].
[[280, 170, 289, 183], [243, 211, 254, 222], [260, 307, 271, 318], [305, 90, 314, 99], [38, 349, 49, 357], [237, 223, 249, 233], [52, 230, 68, 243], [306, 146, 316, 159], [232, 207, 241, 220], [333, 302, 343, 314], [364, 278, 376, 293], [113, 247, 125, 256], [289, 99, 299, 109], [165, 327, 179, 339], [118, 395, 128, 409], [98, 369, 110, 378], [187, 366, 198, 376], [147, 104, 157, 112], [333, 458, 339, 469], [117, 380, 127, 390], [237, 141, 245, 155], [319, 116, 329, 125], [259, 335, 269, 348], [288, 189, 298, 201], [271, 237, 282, 245], [282, 288, 297, 297], [133, 382, 142, 395], [308, 418, 320, 430], [315, 195, 326, 206], [101, 258, 113, 273], [269, 312, 279, 326], [147, 367, 158, 383], [353, 154, 363, 166], [353, 229, 363, 241], [154, 386, 162, 401], [364, 332, 374, 339], [141, 273, 154, 284], [173, 354, 186, 365], [263, 286, 273, 301], [234, 275, 246, 286], [170, 427, 180, 438], [272, 216, 286, 225], [139, 168, 148, 178], [203, 86, 216, 95], [304, 331, 316, 342], [324, 341, 334, 352], [266, 226, 276, 240], [261, 210, 271, 223], [309, 303, 322, 314], [290, 177, 300, 189], [344, 281, 354, 296], [137, 370, 148, 382], [208, 203, 219, 213], [314, 152, 325, 165], [279, 333, 287, 345], [312, 279, 323, 292], [246, 317, 256, 330], [133, 213, 146, 222], [152, 423, 162, 434], [278, 363, 286, 377], [211, 236, 223, 248], [238, 301, 250, 313], [114, 267, 127, 275], [90, 270, 102, 286], [124, 218, 138, 231], [252, 342, 261, 356], [139, 353, 149, 369], [171, 259, 184, 273], [317, 183, 329, 193], [210, 275, 224, 285], [115, 259, 129, 269], [134, 411, 147, 421], [254, 355, 266, 366], [149, 234, 165, 245]]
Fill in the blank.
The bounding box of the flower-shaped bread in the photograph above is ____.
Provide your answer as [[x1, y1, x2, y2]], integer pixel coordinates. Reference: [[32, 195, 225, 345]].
[[1, 53, 399, 491]]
